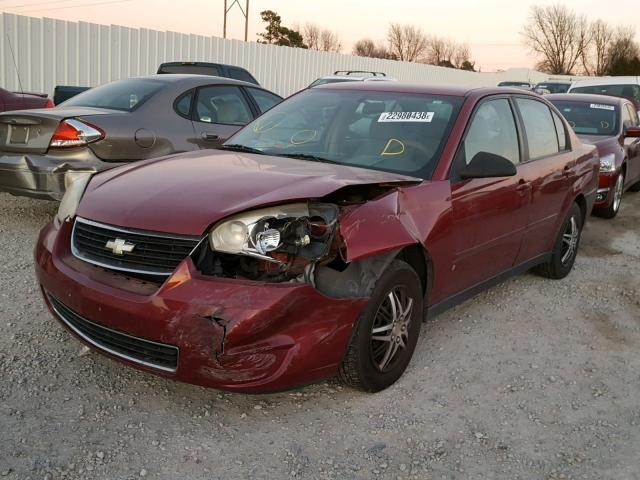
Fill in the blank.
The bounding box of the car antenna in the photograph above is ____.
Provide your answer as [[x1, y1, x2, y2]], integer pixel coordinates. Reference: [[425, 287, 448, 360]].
[[6, 33, 25, 97]]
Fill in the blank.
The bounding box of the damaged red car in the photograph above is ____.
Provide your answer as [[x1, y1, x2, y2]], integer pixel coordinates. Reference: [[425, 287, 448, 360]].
[[35, 83, 599, 393]]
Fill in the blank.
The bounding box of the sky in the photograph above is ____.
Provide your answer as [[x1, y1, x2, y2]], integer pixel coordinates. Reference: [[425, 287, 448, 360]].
[[0, 0, 637, 71]]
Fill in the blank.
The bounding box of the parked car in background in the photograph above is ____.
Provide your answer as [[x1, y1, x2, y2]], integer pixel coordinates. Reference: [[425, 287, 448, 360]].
[[308, 71, 395, 88], [0, 87, 53, 111], [0, 74, 281, 200], [157, 61, 260, 85], [548, 93, 640, 218], [497, 81, 533, 91], [53, 85, 92, 105], [35, 83, 598, 394], [569, 77, 640, 114], [534, 81, 571, 94]]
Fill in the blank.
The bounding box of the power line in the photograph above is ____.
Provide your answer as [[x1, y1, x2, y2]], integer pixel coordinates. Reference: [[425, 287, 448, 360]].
[[9, 0, 133, 14], [1, 0, 79, 9]]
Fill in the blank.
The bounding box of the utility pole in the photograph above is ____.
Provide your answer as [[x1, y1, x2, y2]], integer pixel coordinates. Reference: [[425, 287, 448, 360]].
[[223, 0, 250, 42]]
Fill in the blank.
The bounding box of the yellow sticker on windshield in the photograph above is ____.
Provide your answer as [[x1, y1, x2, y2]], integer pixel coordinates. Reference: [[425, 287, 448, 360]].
[[254, 112, 287, 133], [600, 121, 610, 129], [381, 138, 405, 156], [290, 130, 317, 145]]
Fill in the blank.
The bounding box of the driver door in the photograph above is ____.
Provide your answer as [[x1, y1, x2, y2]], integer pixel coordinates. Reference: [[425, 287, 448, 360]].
[[446, 97, 531, 298], [191, 85, 254, 148]]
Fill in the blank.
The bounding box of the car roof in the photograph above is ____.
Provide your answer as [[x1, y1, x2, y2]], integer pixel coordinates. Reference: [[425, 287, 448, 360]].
[[313, 81, 537, 98], [536, 80, 571, 85], [546, 93, 626, 105], [118, 74, 263, 89], [316, 75, 394, 81], [570, 76, 640, 87]]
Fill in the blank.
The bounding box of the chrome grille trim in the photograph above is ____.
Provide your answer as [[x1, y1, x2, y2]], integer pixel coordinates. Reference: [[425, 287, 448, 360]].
[[71, 217, 203, 277]]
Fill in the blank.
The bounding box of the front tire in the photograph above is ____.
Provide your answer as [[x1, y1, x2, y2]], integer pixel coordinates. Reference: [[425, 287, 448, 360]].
[[534, 202, 583, 279], [594, 171, 624, 219], [338, 260, 423, 392]]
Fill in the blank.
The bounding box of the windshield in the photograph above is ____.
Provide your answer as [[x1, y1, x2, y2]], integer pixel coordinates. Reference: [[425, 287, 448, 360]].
[[571, 84, 640, 101], [158, 64, 221, 76], [498, 82, 531, 88], [550, 100, 619, 136], [226, 89, 463, 179], [536, 83, 570, 93], [61, 79, 163, 112]]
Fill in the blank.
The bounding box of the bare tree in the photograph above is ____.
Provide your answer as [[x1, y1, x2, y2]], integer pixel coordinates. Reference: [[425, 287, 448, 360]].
[[521, 4, 591, 74], [353, 38, 394, 59], [422, 36, 474, 70], [387, 23, 428, 62], [299, 22, 342, 53], [319, 29, 342, 53], [606, 26, 640, 75], [581, 20, 614, 75]]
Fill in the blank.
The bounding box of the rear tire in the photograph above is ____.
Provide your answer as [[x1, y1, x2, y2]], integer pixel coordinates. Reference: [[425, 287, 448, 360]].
[[629, 180, 640, 192], [593, 171, 624, 219], [534, 202, 583, 279], [338, 260, 423, 392]]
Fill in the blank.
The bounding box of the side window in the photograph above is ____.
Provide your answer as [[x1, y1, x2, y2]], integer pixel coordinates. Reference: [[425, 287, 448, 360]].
[[622, 104, 633, 129], [193, 85, 253, 125], [462, 98, 520, 166], [174, 91, 193, 118], [228, 68, 257, 84], [551, 111, 568, 151], [627, 104, 640, 126], [516, 98, 560, 159], [247, 87, 282, 113]]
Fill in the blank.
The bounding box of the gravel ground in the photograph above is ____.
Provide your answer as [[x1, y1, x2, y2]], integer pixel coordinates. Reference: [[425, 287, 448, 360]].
[[1, 191, 639, 480]]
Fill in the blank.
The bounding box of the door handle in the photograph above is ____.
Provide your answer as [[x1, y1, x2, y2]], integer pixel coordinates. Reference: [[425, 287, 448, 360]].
[[201, 133, 220, 141], [515, 179, 530, 191]]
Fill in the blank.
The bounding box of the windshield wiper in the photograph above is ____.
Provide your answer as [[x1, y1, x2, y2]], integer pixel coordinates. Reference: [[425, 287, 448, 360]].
[[218, 144, 266, 155], [277, 153, 342, 165]]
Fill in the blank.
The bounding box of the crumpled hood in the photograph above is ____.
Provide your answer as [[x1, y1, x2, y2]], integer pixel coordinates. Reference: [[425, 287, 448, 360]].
[[78, 150, 421, 235]]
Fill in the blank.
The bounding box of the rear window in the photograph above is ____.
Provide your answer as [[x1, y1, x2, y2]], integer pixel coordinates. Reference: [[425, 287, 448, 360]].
[[62, 79, 163, 112], [229, 67, 258, 84], [550, 100, 619, 136], [536, 83, 570, 93], [158, 64, 221, 76], [571, 84, 640, 101]]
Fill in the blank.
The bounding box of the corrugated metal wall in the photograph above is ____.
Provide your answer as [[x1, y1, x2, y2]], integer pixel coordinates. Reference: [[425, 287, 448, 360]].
[[0, 12, 572, 97]]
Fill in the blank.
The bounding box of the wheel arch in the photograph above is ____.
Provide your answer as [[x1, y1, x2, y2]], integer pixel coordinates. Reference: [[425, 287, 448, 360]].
[[395, 244, 432, 304]]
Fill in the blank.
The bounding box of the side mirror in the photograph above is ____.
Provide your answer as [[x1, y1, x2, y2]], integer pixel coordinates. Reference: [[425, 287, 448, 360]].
[[459, 152, 517, 179], [624, 126, 640, 138]]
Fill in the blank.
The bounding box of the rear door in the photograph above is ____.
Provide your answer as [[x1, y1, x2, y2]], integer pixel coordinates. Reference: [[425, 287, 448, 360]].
[[190, 85, 255, 148], [512, 97, 573, 263], [448, 96, 530, 297]]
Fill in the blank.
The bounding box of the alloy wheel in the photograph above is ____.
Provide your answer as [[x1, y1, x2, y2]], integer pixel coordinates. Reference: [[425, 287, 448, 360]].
[[561, 216, 579, 265], [370, 286, 414, 372], [612, 173, 624, 213]]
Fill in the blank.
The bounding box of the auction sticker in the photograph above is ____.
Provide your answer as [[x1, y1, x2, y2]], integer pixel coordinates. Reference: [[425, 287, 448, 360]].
[[589, 103, 615, 111], [378, 111, 434, 122]]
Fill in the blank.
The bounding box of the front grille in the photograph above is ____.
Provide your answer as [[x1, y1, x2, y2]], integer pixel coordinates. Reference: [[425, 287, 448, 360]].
[[48, 294, 179, 372], [72, 217, 201, 276]]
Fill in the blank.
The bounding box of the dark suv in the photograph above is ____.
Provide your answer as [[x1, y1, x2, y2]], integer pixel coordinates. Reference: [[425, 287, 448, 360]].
[[158, 62, 259, 85]]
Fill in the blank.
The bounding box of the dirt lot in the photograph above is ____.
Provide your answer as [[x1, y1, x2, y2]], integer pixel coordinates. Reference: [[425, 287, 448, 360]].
[[0, 191, 639, 480]]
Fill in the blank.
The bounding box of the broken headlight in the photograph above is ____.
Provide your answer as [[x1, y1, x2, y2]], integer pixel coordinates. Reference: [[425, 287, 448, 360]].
[[209, 202, 339, 264]]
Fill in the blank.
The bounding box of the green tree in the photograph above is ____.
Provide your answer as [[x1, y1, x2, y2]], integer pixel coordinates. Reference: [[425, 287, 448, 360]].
[[258, 10, 307, 48]]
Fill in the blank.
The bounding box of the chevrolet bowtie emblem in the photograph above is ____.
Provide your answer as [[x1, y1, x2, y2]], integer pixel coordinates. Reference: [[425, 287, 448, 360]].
[[105, 238, 135, 256]]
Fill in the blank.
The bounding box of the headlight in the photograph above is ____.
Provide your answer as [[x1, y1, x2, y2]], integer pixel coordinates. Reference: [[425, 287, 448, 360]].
[[56, 173, 92, 222], [209, 202, 338, 263], [599, 153, 616, 173]]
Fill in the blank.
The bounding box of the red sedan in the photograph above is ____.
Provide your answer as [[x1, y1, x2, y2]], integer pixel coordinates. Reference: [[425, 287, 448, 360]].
[[548, 93, 640, 218], [35, 83, 599, 392], [0, 87, 53, 111]]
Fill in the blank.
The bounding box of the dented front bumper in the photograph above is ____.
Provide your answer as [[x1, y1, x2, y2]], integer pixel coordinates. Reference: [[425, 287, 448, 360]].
[[0, 151, 113, 200], [34, 220, 367, 392]]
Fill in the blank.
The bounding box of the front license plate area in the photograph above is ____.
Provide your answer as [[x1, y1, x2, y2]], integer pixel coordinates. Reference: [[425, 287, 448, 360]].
[[9, 125, 29, 144]]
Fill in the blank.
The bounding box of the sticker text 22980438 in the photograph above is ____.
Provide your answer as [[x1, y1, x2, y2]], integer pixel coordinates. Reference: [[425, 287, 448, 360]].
[[378, 112, 434, 123]]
